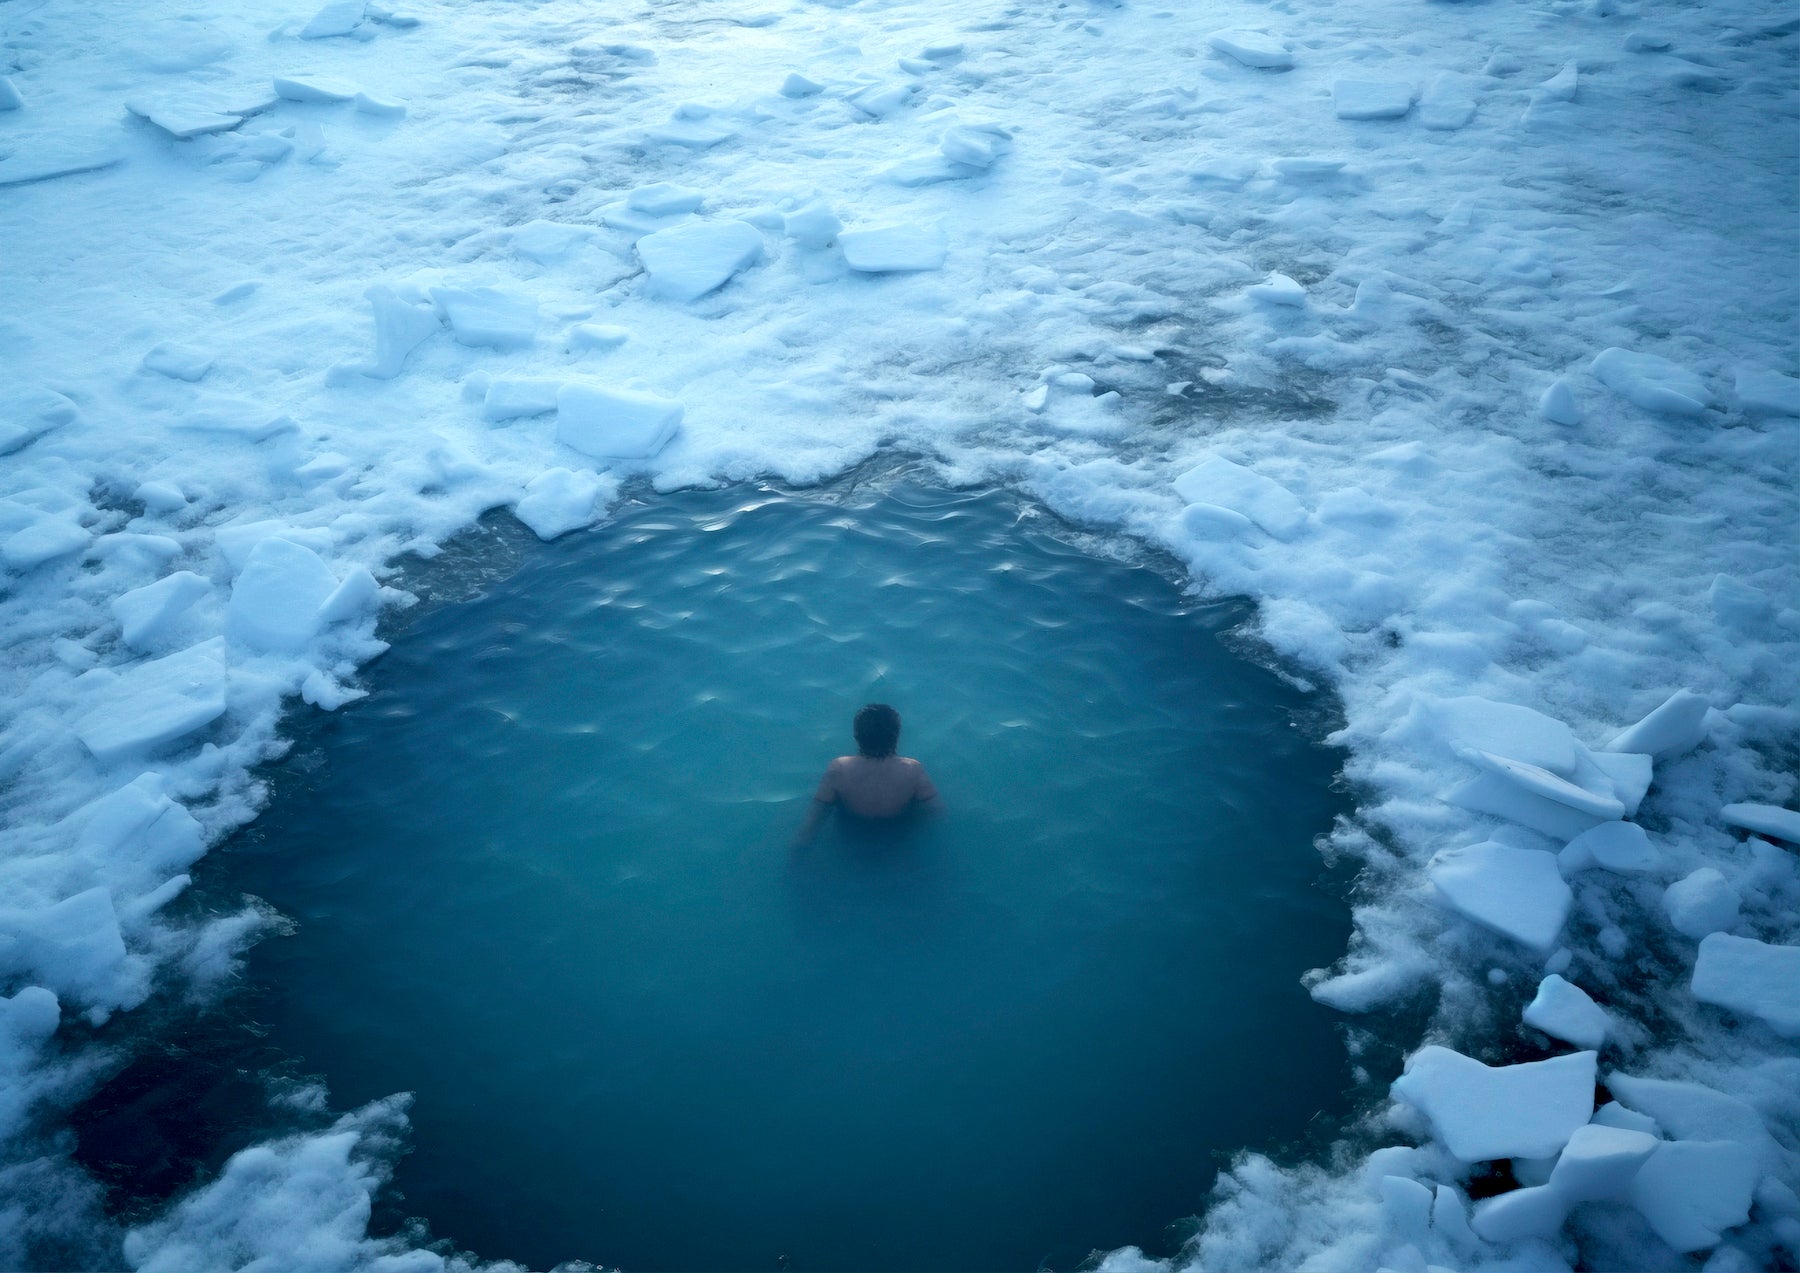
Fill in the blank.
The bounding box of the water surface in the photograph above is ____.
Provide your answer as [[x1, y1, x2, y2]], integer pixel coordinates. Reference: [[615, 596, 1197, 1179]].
[[218, 482, 1350, 1271]]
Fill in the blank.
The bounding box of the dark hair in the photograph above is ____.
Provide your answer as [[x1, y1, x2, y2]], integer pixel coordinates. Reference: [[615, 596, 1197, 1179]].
[[853, 703, 901, 758]]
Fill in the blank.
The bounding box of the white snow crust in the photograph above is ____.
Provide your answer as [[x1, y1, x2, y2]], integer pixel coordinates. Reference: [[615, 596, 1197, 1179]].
[[0, 0, 1795, 1268]]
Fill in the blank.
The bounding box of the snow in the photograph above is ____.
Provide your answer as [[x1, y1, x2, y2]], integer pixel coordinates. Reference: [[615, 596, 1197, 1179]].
[[1690, 933, 1800, 1037], [637, 220, 764, 302], [1522, 974, 1611, 1050], [1390, 1047, 1596, 1162], [1428, 842, 1573, 952], [1, 0, 1795, 1265]]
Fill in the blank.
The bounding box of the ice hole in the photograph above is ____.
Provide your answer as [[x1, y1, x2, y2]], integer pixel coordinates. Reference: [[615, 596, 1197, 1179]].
[[189, 481, 1352, 1270]]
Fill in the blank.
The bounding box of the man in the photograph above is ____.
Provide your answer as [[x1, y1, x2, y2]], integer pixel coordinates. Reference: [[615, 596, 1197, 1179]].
[[792, 703, 941, 846]]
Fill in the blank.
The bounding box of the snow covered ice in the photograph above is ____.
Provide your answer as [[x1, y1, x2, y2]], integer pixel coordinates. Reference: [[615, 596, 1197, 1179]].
[[0, 0, 1796, 1267]]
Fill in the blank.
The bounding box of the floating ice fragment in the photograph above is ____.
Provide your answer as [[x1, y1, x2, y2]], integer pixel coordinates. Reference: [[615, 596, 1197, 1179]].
[[569, 324, 630, 351], [1540, 62, 1579, 102], [515, 469, 615, 541], [1591, 348, 1710, 417], [1605, 688, 1709, 757], [1710, 574, 1776, 634], [510, 220, 591, 265], [1470, 1184, 1565, 1243], [141, 343, 214, 382], [0, 77, 21, 111], [1539, 380, 1581, 424], [1467, 751, 1622, 820], [555, 384, 681, 460], [1272, 157, 1346, 178], [1606, 1073, 1768, 1148], [783, 200, 841, 249], [939, 123, 1011, 169], [1720, 802, 1800, 843], [1629, 1139, 1758, 1252], [1734, 365, 1800, 415], [1623, 31, 1673, 52], [227, 537, 341, 654], [780, 73, 824, 98], [636, 220, 763, 301], [1661, 868, 1740, 939], [1180, 502, 1258, 541], [428, 285, 537, 349], [78, 773, 205, 879], [0, 138, 125, 187], [2, 888, 141, 1021], [352, 90, 405, 116], [1592, 1101, 1659, 1136], [1391, 1045, 1595, 1161], [1207, 30, 1293, 69], [1428, 696, 1579, 774], [840, 224, 947, 273], [626, 183, 704, 216], [1173, 456, 1307, 539], [847, 83, 916, 117], [3, 516, 90, 571], [356, 286, 439, 376], [1, 387, 78, 454], [272, 74, 358, 102], [481, 377, 563, 422], [1523, 974, 1611, 1049], [1247, 273, 1306, 307], [1692, 933, 1800, 1036], [125, 97, 244, 139], [1429, 842, 1572, 951], [1547, 1123, 1657, 1201], [300, 0, 365, 39], [1333, 79, 1415, 120], [1559, 821, 1655, 875], [134, 481, 187, 513], [1420, 72, 1477, 130], [113, 572, 212, 651], [72, 638, 228, 763]]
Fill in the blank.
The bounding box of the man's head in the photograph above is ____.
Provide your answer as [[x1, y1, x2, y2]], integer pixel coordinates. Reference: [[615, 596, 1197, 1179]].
[[853, 703, 901, 758]]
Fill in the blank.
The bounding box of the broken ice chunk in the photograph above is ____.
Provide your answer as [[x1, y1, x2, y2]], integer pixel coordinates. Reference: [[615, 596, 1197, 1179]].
[[1470, 1184, 1566, 1243], [3, 516, 90, 571], [1546, 1124, 1657, 1202], [569, 324, 630, 351], [1661, 868, 1740, 939], [847, 83, 916, 117], [1523, 974, 1611, 1050], [1469, 751, 1623, 821], [514, 468, 615, 541], [626, 183, 704, 216], [1, 387, 78, 454], [125, 96, 244, 139], [636, 220, 763, 301], [1539, 380, 1581, 424], [1272, 157, 1346, 179], [226, 537, 340, 653], [134, 481, 188, 514], [1428, 841, 1572, 952], [939, 123, 1011, 169], [481, 377, 563, 422], [1420, 71, 1477, 130], [555, 384, 681, 460], [1539, 62, 1579, 102], [780, 73, 824, 98], [1332, 79, 1415, 120], [1710, 574, 1777, 634], [1719, 802, 1800, 844], [1391, 1045, 1595, 1161], [1691, 933, 1800, 1036], [112, 572, 212, 651], [1734, 365, 1800, 416], [1427, 695, 1579, 775], [141, 343, 213, 382], [1247, 273, 1306, 306], [300, 0, 366, 39], [510, 220, 592, 265], [1591, 1101, 1659, 1136], [1559, 821, 1656, 875], [1207, 30, 1293, 70], [1605, 688, 1709, 758], [783, 200, 841, 249], [353, 91, 406, 116], [72, 638, 228, 763], [0, 77, 21, 110], [1173, 456, 1307, 539], [1591, 348, 1710, 417], [428, 285, 537, 348], [272, 74, 359, 102], [839, 224, 947, 273], [1449, 771, 1606, 841], [1628, 1140, 1759, 1253], [357, 285, 439, 377]]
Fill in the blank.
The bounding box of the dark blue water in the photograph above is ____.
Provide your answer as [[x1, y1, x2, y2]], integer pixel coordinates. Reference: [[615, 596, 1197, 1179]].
[[220, 482, 1350, 1271]]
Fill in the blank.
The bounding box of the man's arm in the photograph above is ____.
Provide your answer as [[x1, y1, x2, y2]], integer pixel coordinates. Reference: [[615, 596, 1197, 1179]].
[[914, 764, 944, 813], [792, 766, 838, 846]]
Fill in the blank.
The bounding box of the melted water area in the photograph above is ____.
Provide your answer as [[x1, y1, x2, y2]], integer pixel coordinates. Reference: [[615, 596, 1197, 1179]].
[[218, 482, 1351, 1271]]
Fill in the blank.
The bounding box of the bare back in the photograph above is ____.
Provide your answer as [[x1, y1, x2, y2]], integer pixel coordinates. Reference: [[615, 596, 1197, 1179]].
[[814, 755, 939, 819]]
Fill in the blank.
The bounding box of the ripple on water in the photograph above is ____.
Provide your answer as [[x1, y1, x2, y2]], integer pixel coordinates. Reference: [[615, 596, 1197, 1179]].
[[177, 481, 1350, 1272]]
